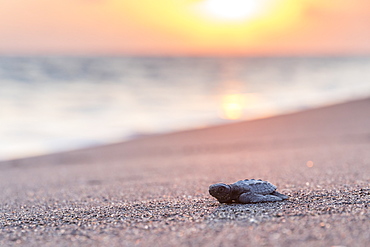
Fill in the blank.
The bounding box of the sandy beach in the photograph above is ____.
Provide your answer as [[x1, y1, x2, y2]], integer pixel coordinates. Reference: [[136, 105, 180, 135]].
[[0, 98, 369, 247]]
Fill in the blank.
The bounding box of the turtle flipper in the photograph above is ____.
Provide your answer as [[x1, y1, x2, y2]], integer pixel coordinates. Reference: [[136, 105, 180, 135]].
[[272, 191, 289, 200], [238, 193, 282, 203]]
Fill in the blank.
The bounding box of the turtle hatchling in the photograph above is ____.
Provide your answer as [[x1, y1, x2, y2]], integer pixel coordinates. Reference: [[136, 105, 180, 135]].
[[209, 179, 288, 203]]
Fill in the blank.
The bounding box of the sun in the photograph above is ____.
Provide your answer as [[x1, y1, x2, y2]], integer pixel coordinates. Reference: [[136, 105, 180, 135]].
[[198, 0, 267, 21]]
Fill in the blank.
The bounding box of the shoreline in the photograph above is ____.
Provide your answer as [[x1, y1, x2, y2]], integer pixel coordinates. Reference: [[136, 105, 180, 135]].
[[1, 96, 369, 165]]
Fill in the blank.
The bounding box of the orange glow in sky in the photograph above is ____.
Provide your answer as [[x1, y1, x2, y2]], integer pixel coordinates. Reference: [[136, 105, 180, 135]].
[[0, 0, 369, 55]]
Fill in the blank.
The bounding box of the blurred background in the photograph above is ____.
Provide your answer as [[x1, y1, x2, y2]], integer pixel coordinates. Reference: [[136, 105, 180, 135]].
[[1, 0, 370, 160]]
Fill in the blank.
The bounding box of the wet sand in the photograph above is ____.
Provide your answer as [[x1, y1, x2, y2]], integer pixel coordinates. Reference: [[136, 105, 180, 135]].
[[1, 98, 369, 246]]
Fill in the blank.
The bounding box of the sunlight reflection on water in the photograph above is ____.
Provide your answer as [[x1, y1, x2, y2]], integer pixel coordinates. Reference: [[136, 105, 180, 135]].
[[220, 93, 267, 120]]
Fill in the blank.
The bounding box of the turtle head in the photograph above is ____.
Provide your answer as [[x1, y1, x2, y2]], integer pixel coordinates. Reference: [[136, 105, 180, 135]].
[[209, 183, 232, 203]]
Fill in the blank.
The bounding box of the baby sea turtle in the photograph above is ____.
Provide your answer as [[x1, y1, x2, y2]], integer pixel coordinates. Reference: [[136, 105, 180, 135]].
[[209, 179, 288, 203]]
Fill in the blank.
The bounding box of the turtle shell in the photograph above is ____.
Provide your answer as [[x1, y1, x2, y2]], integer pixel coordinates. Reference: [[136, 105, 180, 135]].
[[235, 179, 277, 195]]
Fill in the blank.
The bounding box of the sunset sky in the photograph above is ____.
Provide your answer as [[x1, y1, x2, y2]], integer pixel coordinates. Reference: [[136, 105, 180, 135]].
[[1, 0, 370, 55]]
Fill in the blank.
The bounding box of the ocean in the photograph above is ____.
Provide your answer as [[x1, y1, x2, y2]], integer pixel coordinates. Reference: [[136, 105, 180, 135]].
[[1, 56, 370, 160]]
